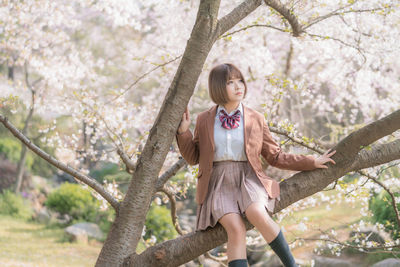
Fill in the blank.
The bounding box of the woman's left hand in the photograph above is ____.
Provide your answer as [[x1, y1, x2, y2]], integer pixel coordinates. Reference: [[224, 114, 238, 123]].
[[314, 149, 336, 169]]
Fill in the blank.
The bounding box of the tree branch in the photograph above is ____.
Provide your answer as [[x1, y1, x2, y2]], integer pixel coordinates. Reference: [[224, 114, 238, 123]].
[[116, 148, 136, 174], [127, 219, 254, 267], [220, 23, 286, 39], [269, 125, 325, 153], [216, 0, 262, 38], [158, 186, 185, 236], [103, 55, 182, 105], [304, 6, 393, 31], [156, 157, 187, 190], [263, 0, 303, 36], [0, 115, 120, 211], [74, 95, 137, 174], [351, 140, 400, 171], [276, 109, 400, 212], [297, 227, 400, 252]]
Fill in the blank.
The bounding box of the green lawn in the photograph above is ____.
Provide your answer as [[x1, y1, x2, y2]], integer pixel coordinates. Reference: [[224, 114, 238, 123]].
[[0, 215, 101, 267]]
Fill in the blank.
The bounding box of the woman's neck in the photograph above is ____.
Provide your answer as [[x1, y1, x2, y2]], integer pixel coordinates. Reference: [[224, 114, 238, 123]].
[[223, 101, 240, 114]]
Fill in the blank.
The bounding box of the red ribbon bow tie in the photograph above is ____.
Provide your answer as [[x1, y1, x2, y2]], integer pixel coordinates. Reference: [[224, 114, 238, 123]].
[[219, 109, 241, 129]]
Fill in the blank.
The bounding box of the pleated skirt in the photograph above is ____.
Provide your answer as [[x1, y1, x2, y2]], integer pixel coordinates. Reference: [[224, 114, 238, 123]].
[[195, 160, 276, 232]]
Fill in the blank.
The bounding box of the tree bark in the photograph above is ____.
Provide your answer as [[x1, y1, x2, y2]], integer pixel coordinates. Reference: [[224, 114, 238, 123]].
[[277, 109, 400, 211], [94, 1, 222, 266], [15, 68, 36, 193]]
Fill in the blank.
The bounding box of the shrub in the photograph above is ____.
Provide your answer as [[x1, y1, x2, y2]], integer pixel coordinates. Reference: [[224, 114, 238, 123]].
[[144, 202, 177, 243], [369, 190, 400, 239], [45, 182, 116, 236], [0, 190, 33, 220], [0, 137, 34, 169], [45, 183, 100, 222]]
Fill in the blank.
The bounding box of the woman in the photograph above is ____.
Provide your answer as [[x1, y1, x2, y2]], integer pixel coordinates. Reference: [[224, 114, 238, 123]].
[[176, 63, 336, 267]]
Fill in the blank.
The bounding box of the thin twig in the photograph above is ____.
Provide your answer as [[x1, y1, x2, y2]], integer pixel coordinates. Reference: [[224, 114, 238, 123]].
[[104, 56, 181, 105]]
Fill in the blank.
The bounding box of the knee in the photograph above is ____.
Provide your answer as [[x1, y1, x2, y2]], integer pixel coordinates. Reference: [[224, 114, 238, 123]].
[[245, 202, 269, 219], [227, 223, 246, 238], [221, 218, 246, 238]]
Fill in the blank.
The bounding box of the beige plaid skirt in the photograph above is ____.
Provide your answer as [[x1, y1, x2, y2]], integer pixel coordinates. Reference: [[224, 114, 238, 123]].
[[195, 160, 276, 232]]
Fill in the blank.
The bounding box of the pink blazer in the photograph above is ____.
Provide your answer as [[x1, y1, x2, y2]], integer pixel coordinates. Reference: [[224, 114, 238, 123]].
[[176, 104, 316, 205]]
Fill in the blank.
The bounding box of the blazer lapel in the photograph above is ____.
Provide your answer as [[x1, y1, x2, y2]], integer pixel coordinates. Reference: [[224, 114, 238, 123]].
[[206, 105, 218, 151], [243, 104, 253, 148]]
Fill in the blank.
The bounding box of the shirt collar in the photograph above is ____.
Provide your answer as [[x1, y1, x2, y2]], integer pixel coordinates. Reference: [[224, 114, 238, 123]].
[[217, 102, 243, 116]]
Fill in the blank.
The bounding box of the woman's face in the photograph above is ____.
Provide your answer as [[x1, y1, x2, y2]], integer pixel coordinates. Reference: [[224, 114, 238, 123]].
[[226, 76, 245, 103]]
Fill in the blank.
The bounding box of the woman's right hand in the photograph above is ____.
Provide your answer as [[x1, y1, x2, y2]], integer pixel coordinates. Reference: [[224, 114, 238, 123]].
[[178, 106, 191, 134]]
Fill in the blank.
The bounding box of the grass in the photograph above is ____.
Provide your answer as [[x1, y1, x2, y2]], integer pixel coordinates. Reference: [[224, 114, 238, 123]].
[[0, 214, 152, 266], [0, 215, 101, 267]]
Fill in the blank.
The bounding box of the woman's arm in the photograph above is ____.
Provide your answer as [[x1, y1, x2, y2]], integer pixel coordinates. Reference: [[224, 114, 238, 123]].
[[261, 119, 316, 171], [175, 114, 200, 165]]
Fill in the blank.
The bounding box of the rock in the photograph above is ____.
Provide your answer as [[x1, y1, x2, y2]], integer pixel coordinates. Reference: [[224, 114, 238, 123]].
[[57, 213, 72, 224], [31, 191, 46, 214], [179, 214, 197, 233], [209, 245, 224, 257], [65, 225, 88, 244], [31, 175, 53, 196], [196, 254, 221, 267], [65, 222, 104, 241], [349, 226, 390, 245], [247, 229, 260, 238], [180, 209, 194, 215], [202, 258, 220, 267], [313, 256, 353, 267], [251, 253, 283, 267], [371, 258, 400, 267], [183, 260, 199, 267], [37, 192, 47, 204], [35, 208, 51, 224], [188, 215, 197, 225], [247, 242, 267, 264]]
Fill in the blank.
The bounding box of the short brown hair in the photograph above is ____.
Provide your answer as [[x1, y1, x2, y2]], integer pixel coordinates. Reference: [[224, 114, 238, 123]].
[[208, 63, 247, 105]]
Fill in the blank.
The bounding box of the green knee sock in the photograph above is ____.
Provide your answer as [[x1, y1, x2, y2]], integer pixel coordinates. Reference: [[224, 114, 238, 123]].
[[268, 230, 298, 267], [228, 258, 248, 267]]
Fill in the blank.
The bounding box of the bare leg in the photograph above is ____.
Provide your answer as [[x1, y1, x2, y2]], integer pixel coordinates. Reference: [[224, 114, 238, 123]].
[[245, 202, 297, 267], [244, 202, 280, 242], [218, 212, 247, 262]]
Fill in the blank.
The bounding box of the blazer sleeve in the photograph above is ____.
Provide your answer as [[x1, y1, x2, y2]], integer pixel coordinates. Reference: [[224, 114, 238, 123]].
[[175, 115, 200, 165], [261, 119, 316, 171]]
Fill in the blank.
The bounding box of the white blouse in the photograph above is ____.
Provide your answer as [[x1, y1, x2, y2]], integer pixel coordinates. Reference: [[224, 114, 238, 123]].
[[213, 102, 248, 162]]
